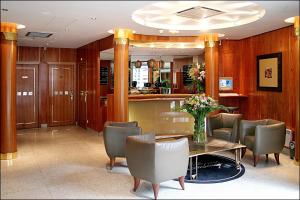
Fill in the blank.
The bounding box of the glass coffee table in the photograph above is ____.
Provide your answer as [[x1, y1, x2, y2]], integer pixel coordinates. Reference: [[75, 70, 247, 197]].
[[156, 134, 246, 180]]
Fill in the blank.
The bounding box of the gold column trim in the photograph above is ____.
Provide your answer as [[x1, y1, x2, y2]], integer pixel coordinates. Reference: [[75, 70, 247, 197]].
[[114, 38, 129, 45], [0, 32, 17, 41], [205, 41, 216, 48], [0, 152, 17, 160]]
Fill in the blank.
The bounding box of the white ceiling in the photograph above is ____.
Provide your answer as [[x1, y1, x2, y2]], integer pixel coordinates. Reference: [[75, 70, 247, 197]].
[[1, 1, 299, 48]]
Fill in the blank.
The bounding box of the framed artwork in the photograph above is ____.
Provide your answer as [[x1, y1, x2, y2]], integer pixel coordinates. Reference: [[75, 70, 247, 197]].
[[257, 52, 282, 92]]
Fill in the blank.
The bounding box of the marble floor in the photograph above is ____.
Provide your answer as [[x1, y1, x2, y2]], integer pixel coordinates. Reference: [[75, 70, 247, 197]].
[[1, 126, 299, 199]]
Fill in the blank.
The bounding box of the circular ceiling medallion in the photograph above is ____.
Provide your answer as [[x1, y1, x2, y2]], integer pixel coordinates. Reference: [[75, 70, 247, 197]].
[[132, 1, 265, 31]]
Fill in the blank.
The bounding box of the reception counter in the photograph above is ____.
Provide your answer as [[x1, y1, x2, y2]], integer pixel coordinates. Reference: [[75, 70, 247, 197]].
[[107, 94, 194, 135], [106, 93, 247, 135]]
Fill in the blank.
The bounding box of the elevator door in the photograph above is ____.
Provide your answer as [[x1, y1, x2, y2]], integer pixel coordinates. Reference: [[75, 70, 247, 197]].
[[16, 64, 38, 129], [49, 64, 75, 126]]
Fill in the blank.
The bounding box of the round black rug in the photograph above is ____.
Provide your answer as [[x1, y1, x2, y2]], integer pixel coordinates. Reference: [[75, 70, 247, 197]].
[[184, 154, 245, 184]]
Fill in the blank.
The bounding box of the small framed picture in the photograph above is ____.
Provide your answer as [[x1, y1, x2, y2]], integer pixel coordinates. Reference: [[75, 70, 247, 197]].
[[257, 52, 282, 92]]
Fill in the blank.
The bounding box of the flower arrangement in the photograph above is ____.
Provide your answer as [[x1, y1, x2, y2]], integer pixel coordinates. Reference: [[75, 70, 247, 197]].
[[188, 63, 205, 93], [179, 94, 227, 144]]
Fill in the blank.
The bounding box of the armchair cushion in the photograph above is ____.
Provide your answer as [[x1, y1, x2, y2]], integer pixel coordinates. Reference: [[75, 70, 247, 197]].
[[207, 113, 242, 143], [213, 128, 232, 141]]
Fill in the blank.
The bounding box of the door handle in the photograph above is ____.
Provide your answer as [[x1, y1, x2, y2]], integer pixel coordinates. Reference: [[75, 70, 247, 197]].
[[69, 91, 74, 101], [84, 92, 87, 103]]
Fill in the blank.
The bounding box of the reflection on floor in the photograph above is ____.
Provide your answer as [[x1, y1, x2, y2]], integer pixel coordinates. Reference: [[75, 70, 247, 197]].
[[1, 126, 299, 199]]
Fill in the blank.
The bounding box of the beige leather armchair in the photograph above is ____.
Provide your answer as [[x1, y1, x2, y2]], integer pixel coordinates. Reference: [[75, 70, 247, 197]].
[[207, 113, 242, 143], [240, 119, 286, 167], [126, 134, 189, 200], [103, 121, 141, 169]]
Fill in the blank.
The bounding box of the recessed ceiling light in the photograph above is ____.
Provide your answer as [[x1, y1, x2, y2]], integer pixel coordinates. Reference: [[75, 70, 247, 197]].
[[17, 24, 26, 29], [159, 30, 164, 33], [218, 33, 225, 37], [169, 30, 179, 34], [108, 29, 114, 34], [284, 16, 295, 23]]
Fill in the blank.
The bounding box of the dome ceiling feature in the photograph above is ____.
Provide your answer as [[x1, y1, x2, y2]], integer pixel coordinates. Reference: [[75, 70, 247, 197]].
[[132, 1, 266, 31]]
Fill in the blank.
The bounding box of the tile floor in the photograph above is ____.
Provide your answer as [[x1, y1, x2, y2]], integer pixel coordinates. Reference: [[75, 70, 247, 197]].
[[1, 126, 299, 199]]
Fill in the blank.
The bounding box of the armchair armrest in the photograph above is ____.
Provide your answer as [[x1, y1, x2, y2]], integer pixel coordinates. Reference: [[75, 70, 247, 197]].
[[239, 120, 266, 144], [126, 134, 155, 182], [154, 138, 189, 183], [254, 122, 286, 154]]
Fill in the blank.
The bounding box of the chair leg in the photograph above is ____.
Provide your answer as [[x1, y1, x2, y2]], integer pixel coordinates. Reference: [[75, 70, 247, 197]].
[[179, 176, 185, 190], [109, 157, 115, 170], [133, 177, 140, 192], [241, 148, 247, 158], [152, 184, 159, 200], [253, 154, 259, 167], [274, 153, 280, 165], [266, 154, 269, 161]]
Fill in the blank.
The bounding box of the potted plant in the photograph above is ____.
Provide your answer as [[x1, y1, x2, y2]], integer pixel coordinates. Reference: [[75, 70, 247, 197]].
[[178, 94, 227, 144]]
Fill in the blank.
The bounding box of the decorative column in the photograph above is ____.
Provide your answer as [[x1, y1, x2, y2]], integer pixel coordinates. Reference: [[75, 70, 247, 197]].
[[0, 22, 18, 160], [202, 33, 219, 100], [113, 28, 133, 122]]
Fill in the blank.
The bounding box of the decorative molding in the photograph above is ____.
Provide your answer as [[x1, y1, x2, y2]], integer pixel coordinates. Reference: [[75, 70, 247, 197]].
[[0, 32, 17, 41], [0, 152, 17, 160], [114, 38, 128, 45]]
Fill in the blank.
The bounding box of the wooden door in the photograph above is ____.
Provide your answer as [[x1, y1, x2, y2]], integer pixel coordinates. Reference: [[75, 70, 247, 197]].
[[78, 62, 87, 128], [16, 64, 38, 129], [49, 64, 75, 126], [62, 65, 75, 124]]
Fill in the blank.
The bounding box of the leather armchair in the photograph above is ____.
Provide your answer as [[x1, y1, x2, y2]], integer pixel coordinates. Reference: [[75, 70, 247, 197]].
[[240, 119, 286, 167], [207, 113, 242, 143], [103, 121, 141, 169], [126, 134, 189, 200]]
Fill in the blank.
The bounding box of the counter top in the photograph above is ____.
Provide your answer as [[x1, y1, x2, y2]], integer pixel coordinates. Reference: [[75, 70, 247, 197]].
[[128, 94, 192, 101], [107, 93, 247, 102]]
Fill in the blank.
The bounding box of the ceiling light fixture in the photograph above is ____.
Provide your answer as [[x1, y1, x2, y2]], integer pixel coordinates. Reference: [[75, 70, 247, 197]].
[[132, 1, 265, 30], [17, 24, 26, 29], [159, 30, 164, 33], [285, 16, 299, 36], [169, 30, 179, 34]]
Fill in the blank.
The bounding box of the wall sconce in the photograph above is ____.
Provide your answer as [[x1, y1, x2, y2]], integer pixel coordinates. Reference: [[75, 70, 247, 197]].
[[285, 16, 299, 37]]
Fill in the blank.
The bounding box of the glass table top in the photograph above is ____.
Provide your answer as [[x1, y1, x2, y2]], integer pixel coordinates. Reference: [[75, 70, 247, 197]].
[[156, 135, 246, 157]]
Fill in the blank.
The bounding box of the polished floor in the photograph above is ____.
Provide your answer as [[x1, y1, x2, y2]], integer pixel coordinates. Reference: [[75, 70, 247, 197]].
[[1, 126, 299, 199]]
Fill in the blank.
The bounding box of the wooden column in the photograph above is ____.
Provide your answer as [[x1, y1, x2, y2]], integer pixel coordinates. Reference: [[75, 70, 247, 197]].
[[295, 32, 299, 162], [113, 33, 130, 122], [205, 41, 219, 100], [0, 22, 17, 160]]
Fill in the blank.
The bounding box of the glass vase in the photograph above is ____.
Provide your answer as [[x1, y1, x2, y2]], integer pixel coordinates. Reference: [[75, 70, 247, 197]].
[[193, 116, 207, 145]]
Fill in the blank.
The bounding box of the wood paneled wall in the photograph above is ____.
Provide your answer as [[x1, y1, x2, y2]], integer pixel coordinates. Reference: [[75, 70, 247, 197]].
[[76, 35, 113, 131], [219, 26, 299, 160], [16, 46, 76, 127]]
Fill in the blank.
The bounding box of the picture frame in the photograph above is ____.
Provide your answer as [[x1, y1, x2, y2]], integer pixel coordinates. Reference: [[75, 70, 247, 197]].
[[257, 52, 282, 92]]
